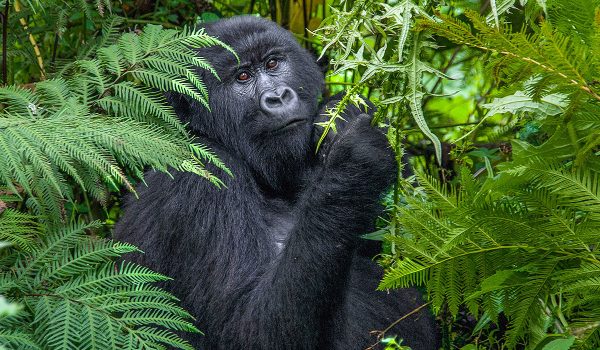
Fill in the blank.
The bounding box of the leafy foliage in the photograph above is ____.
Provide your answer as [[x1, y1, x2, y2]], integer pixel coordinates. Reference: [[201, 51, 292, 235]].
[[0, 221, 198, 350], [318, 0, 600, 348], [0, 20, 232, 222], [416, 7, 600, 106], [0, 3, 231, 349], [315, 0, 444, 163]]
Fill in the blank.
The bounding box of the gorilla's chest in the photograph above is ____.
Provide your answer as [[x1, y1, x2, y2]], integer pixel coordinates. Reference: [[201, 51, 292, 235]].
[[263, 199, 296, 254]]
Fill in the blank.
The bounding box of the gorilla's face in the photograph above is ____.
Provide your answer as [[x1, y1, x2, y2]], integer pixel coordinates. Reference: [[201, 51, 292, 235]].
[[182, 17, 325, 193], [225, 38, 318, 145]]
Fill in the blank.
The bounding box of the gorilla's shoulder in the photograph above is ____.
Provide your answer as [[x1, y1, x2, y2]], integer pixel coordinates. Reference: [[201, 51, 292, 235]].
[[124, 143, 255, 207]]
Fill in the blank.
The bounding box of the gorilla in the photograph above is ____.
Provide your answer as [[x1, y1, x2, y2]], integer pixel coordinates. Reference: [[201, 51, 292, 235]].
[[115, 16, 436, 350]]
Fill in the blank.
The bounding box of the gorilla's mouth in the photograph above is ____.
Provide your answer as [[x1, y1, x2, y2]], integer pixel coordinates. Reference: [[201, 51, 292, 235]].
[[275, 118, 307, 132]]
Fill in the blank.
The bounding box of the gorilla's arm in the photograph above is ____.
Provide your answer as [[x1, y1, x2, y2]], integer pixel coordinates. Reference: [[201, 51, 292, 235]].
[[117, 123, 396, 350], [222, 116, 397, 349]]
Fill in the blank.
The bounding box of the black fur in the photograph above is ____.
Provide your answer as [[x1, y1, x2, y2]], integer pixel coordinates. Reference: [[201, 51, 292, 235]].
[[115, 16, 436, 350]]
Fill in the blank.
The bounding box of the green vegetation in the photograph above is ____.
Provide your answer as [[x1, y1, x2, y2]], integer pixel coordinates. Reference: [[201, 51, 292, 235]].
[[316, 1, 600, 348], [0, 1, 230, 348], [1, 0, 599, 349]]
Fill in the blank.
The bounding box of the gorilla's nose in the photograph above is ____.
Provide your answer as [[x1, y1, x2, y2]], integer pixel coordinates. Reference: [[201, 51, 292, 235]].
[[260, 86, 299, 116]]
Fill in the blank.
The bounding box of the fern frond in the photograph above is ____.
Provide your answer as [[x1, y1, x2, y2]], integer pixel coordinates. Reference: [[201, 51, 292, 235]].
[[79, 304, 118, 350], [34, 79, 72, 111], [190, 143, 233, 177], [16, 221, 96, 281], [0, 86, 39, 117], [77, 284, 180, 305], [418, 9, 600, 104], [35, 298, 80, 349], [156, 48, 219, 79], [504, 261, 559, 348], [131, 70, 208, 109], [3, 222, 198, 350], [142, 57, 209, 99], [0, 210, 41, 251], [97, 45, 126, 76], [414, 171, 458, 210], [507, 162, 600, 215], [126, 326, 195, 350], [55, 261, 170, 297], [120, 309, 197, 332], [0, 329, 39, 350], [0, 8, 219, 350], [111, 82, 184, 132], [43, 240, 139, 282], [117, 32, 142, 66]]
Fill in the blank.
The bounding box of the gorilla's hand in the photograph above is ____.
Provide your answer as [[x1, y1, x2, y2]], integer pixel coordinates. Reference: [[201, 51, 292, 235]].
[[324, 114, 397, 196], [313, 93, 376, 154]]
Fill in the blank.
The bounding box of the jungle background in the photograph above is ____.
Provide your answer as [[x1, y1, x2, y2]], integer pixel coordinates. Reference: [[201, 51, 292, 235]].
[[0, 0, 599, 349]]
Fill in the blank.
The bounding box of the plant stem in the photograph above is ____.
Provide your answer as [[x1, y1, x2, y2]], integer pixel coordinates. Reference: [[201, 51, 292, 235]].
[[124, 18, 178, 28], [366, 302, 433, 350], [51, 33, 59, 67], [302, 0, 309, 48], [269, 0, 277, 21], [1, 0, 8, 85]]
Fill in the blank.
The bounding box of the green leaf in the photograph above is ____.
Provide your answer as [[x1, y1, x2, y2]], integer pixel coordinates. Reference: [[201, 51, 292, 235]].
[[541, 337, 576, 350]]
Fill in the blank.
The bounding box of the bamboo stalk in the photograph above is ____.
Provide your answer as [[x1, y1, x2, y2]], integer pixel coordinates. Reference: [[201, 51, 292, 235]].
[[14, 0, 45, 79]]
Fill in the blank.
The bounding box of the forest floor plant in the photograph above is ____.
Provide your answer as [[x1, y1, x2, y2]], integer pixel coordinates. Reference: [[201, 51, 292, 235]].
[[0, 1, 232, 348], [317, 0, 600, 349]]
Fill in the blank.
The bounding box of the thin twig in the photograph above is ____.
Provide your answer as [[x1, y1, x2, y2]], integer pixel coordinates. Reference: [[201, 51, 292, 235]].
[[51, 32, 59, 67], [366, 301, 433, 350]]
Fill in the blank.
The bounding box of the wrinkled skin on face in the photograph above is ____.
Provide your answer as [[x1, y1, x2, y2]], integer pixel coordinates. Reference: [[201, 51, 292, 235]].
[[171, 17, 324, 193]]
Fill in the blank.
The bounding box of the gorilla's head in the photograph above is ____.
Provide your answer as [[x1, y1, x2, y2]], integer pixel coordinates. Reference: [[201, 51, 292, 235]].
[[172, 16, 325, 194]]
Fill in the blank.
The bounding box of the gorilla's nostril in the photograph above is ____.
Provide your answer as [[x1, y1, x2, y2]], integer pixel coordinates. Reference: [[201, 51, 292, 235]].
[[265, 95, 283, 107], [281, 88, 293, 103], [260, 86, 299, 115]]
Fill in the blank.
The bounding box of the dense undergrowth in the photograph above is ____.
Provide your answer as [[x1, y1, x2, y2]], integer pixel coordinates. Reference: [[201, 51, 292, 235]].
[[0, 0, 599, 349], [317, 0, 600, 349], [0, 1, 230, 348]]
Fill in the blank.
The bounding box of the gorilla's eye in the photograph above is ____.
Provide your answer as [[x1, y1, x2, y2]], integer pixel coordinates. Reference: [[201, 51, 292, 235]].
[[266, 58, 278, 70], [237, 72, 251, 82]]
